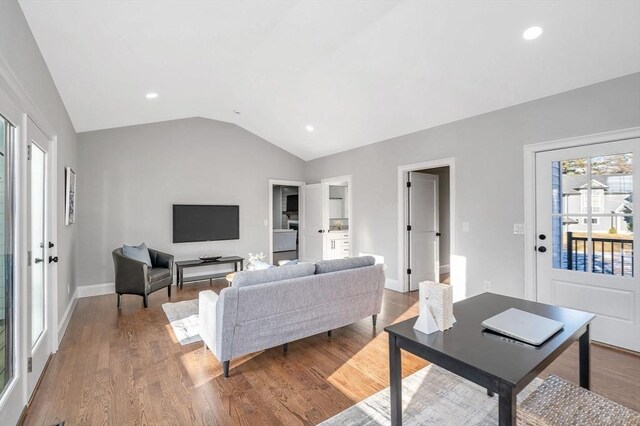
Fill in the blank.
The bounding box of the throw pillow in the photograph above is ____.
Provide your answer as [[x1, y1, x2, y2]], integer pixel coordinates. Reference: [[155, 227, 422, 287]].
[[122, 243, 152, 267]]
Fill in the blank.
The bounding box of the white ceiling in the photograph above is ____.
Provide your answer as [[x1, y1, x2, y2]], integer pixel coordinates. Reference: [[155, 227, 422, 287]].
[[19, 0, 640, 160]]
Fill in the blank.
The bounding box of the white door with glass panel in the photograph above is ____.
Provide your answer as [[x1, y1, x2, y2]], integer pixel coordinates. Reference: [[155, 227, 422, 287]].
[[535, 139, 639, 351], [26, 120, 53, 397]]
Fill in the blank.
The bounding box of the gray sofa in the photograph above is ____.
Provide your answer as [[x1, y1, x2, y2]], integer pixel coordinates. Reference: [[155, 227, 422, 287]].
[[199, 256, 385, 377]]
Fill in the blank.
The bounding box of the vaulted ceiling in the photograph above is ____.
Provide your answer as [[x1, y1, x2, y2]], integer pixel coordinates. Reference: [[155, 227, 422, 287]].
[[19, 1, 640, 160]]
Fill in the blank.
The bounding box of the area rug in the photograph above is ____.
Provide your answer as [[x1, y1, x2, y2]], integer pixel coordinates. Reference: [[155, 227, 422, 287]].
[[161, 299, 201, 345], [320, 364, 542, 425]]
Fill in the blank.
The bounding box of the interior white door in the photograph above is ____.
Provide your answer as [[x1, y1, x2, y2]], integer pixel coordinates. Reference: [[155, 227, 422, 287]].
[[535, 138, 639, 351], [26, 120, 53, 398], [408, 172, 439, 291], [300, 183, 328, 262]]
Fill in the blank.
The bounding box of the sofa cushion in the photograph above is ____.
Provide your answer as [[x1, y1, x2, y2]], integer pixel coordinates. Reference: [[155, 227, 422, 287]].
[[314, 256, 376, 275], [233, 263, 315, 288], [122, 243, 152, 267], [149, 267, 171, 282]]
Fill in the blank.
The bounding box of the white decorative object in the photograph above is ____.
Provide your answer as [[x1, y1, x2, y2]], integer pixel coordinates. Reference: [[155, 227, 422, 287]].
[[247, 252, 266, 270], [414, 281, 456, 334]]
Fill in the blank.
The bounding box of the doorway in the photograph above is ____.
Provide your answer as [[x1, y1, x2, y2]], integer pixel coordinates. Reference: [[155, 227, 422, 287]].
[[268, 180, 305, 265], [532, 137, 639, 351], [398, 159, 455, 293]]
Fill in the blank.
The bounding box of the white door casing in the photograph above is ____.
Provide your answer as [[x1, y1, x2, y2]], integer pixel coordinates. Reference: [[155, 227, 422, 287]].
[[535, 138, 639, 351], [408, 172, 440, 291], [26, 119, 53, 398], [300, 183, 328, 262]]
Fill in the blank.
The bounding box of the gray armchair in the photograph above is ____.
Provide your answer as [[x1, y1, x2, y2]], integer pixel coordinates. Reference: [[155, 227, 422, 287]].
[[112, 247, 174, 308]]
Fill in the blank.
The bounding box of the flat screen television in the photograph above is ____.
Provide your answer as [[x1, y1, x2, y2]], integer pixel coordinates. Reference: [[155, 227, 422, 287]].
[[173, 204, 239, 243]]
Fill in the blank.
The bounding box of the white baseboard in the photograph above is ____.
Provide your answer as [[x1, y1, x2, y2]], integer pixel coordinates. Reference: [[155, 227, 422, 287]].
[[439, 264, 450, 274], [57, 287, 78, 345], [385, 278, 404, 293], [77, 282, 115, 298]]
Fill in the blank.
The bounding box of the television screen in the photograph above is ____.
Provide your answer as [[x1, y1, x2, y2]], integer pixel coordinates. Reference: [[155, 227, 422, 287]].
[[173, 205, 239, 243]]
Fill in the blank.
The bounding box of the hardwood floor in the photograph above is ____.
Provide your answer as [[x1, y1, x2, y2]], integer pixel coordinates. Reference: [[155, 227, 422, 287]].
[[23, 282, 640, 425]]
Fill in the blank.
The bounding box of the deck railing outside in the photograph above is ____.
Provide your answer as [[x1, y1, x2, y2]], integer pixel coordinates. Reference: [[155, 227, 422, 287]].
[[566, 231, 634, 276]]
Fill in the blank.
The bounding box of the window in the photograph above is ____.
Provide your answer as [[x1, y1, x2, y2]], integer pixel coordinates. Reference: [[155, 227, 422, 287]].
[[0, 115, 15, 397], [582, 217, 600, 225]]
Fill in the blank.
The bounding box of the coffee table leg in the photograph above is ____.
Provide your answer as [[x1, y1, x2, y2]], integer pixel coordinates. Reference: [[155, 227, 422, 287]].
[[498, 383, 516, 426], [389, 334, 402, 426], [579, 324, 591, 390]]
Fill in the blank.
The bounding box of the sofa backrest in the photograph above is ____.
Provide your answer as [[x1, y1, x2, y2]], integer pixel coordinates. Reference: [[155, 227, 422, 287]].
[[314, 255, 375, 274], [232, 263, 315, 288]]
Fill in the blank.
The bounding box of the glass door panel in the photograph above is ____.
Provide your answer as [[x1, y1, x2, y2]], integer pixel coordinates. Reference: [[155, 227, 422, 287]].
[[0, 115, 15, 397], [30, 144, 46, 347], [551, 153, 634, 277]]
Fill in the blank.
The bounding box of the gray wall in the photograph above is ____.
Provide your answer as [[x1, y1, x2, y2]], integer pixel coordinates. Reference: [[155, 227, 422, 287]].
[[77, 117, 306, 286], [0, 0, 79, 323], [305, 73, 640, 298]]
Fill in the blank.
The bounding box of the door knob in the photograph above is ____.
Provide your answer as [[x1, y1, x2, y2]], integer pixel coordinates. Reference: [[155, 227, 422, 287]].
[[49, 256, 59, 263], [538, 246, 547, 253], [318, 229, 325, 233], [538, 234, 546, 240], [48, 242, 55, 248], [436, 232, 441, 237], [34, 258, 44, 264]]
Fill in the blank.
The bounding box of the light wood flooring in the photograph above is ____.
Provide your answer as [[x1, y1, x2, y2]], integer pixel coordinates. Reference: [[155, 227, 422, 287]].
[[22, 281, 640, 425]]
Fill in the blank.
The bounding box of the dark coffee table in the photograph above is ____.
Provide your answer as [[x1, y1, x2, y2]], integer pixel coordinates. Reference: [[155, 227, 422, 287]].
[[175, 256, 244, 289], [385, 292, 594, 426]]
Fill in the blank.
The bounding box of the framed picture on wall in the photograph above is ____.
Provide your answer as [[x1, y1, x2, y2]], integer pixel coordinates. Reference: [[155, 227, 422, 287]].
[[65, 166, 76, 225]]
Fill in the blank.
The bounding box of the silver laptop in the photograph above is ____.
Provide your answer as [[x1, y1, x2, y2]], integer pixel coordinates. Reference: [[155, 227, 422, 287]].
[[481, 308, 564, 346]]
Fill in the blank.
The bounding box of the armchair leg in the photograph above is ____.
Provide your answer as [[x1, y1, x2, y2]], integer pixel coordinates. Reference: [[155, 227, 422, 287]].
[[327, 330, 332, 338], [372, 314, 377, 327], [143, 294, 149, 309], [283, 343, 288, 354], [117, 293, 121, 309], [223, 361, 230, 378], [167, 284, 171, 298]]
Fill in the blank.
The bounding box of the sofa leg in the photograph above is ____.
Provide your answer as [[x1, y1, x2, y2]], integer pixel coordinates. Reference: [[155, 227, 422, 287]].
[[143, 294, 149, 308], [283, 343, 288, 354], [223, 361, 230, 378], [167, 284, 172, 298], [372, 314, 377, 327], [327, 330, 332, 338], [117, 293, 121, 309]]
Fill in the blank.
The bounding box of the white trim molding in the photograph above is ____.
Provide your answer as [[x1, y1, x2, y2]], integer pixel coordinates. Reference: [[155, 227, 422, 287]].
[[57, 287, 78, 345], [397, 158, 456, 294], [523, 127, 640, 301], [439, 264, 451, 274], [76, 282, 115, 298]]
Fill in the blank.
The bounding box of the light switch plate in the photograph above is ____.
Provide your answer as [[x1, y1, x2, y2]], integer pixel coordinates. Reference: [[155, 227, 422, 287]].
[[462, 222, 470, 232], [513, 224, 524, 235]]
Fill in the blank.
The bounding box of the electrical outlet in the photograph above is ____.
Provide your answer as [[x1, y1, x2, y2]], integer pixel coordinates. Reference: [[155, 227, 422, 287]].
[[263, 219, 268, 226], [462, 222, 470, 232], [483, 280, 491, 291]]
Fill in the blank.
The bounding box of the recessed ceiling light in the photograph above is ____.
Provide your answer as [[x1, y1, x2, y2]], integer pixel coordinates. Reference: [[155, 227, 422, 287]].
[[145, 92, 158, 99], [523, 26, 543, 40], [306, 125, 314, 132]]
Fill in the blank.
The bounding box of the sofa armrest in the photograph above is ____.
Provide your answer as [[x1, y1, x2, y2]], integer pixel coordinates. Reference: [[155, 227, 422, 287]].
[[113, 250, 149, 294], [149, 248, 174, 271], [199, 290, 219, 358]]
